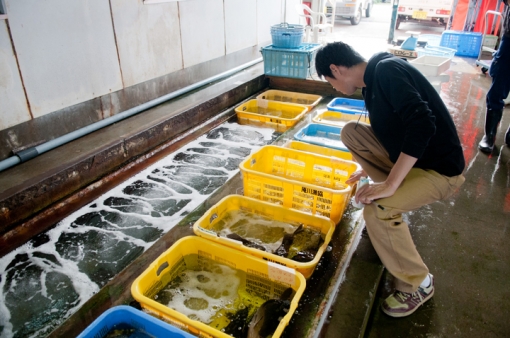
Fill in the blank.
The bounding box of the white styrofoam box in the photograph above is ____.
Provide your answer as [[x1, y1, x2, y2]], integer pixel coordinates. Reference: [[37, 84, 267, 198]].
[[410, 55, 452, 77]]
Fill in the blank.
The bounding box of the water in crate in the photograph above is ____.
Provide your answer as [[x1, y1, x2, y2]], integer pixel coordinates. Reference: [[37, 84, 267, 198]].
[[300, 133, 346, 150], [253, 107, 295, 119], [211, 210, 324, 261], [320, 115, 351, 127], [153, 254, 293, 338], [318, 114, 367, 127]]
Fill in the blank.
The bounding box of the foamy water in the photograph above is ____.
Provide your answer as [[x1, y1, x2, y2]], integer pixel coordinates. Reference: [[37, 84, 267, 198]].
[[158, 265, 241, 324], [0, 122, 276, 338]]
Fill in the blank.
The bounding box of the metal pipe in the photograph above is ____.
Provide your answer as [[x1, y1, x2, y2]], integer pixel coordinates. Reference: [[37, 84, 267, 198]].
[[387, 0, 399, 44], [0, 58, 263, 172]]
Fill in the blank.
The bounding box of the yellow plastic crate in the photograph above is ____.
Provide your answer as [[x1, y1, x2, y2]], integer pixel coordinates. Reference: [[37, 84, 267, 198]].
[[131, 236, 305, 338], [283, 140, 353, 161], [235, 99, 307, 132], [313, 110, 370, 127], [239, 145, 361, 224], [193, 195, 335, 279], [256, 90, 322, 112]]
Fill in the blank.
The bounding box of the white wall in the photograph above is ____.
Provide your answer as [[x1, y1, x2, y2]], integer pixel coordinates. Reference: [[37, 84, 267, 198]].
[[0, 0, 299, 132], [6, 0, 123, 119], [110, 0, 183, 88], [179, 0, 226, 68], [0, 20, 31, 130], [225, 0, 258, 54]]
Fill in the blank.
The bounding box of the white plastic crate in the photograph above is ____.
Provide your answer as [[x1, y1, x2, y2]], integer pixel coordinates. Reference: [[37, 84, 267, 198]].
[[410, 55, 451, 77]]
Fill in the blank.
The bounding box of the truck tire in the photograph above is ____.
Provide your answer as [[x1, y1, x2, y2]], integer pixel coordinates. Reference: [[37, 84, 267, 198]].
[[396, 16, 402, 30], [350, 6, 362, 25], [366, 2, 372, 18]]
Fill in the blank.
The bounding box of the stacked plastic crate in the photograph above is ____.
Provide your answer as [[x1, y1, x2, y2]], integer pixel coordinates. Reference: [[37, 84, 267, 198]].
[[235, 92, 363, 224], [260, 23, 321, 79]]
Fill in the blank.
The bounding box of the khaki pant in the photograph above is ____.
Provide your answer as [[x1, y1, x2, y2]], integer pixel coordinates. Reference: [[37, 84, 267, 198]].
[[341, 122, 465, 293]]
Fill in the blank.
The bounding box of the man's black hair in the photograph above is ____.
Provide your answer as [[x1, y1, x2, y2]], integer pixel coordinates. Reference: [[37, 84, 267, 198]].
[[315, 41, 366, 79]]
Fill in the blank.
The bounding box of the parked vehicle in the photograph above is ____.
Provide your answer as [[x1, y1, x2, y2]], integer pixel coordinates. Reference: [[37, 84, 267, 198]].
[[326, 0, 374, 26], [396, 0, 454, 29]]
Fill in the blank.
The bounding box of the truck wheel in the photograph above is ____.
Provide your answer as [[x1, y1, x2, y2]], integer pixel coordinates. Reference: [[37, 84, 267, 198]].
[[396, 17, 402, 30], [366, 2, 372, 18], [350, 6, 362, 25]]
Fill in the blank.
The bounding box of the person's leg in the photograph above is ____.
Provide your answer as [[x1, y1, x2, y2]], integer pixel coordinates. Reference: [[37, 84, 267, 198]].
[[340, 121, 393, 182], [342, 119, 466, 315], [480, 35, 510, 152], [365, 168, 464, 317], [342, 120, 467, 289], [363, 168, 464, 292]]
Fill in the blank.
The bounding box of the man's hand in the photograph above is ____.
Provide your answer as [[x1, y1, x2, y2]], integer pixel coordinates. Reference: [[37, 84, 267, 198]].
[[355, 181, 398, 205], [346, 169, 367, 185], [353, 152, 418, 206]]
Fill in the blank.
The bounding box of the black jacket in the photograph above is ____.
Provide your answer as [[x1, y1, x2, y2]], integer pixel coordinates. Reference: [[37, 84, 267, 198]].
[[362, 52, 465, 177]]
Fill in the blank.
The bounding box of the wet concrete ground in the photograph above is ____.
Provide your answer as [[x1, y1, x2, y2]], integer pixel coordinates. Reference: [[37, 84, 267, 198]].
[[322, 3, 510, 337]]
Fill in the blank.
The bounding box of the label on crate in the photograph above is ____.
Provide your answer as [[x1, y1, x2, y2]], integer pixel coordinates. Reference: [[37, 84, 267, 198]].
[[313, 164, 332, 173], [268, 262, 295, 285], [334, 168, 349, 177], [273, 155, 286, 163], [288, 158, 305, 167], [301, 186, 324, 197]]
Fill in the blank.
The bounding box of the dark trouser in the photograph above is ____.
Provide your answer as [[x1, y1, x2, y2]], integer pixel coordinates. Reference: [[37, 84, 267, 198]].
[[487, 35, 510, 111]]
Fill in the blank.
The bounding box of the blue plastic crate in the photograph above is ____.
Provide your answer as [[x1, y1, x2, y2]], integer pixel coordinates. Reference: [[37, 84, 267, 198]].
[[271, 23, 304, 48], [440, 30, 482, 57], [326, 97, 366, 114], [293, 123, 350, 152], [77, 305, 194, 338], [261, 43, 321, 79]]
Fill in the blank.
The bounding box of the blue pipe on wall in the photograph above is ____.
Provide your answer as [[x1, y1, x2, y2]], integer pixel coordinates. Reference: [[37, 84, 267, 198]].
[[0, 58, 263, 172]]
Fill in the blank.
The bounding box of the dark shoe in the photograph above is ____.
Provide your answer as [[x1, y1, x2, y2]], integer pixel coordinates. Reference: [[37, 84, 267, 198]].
[[478, 109, 503, 153], [381, 274, 435, 317], [478, 135, 495, 153]]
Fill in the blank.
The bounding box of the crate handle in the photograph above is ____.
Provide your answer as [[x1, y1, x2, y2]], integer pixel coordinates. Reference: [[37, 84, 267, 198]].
[[156, 261, 169, 276], [282, 33, 291, 37]]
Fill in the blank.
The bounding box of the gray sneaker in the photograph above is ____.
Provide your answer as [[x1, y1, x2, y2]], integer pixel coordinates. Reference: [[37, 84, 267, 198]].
[[381, 273, 434, 317]]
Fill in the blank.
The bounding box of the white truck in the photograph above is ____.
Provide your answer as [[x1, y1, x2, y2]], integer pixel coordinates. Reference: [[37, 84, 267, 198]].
[[326, 0, 374, 26], [396, 0, 454, 29]]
